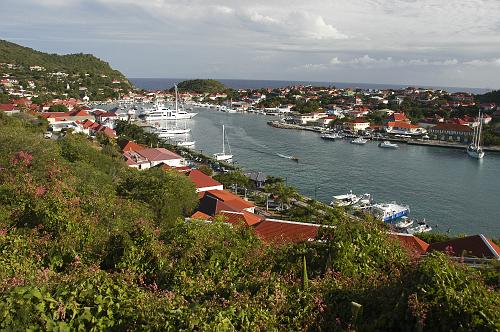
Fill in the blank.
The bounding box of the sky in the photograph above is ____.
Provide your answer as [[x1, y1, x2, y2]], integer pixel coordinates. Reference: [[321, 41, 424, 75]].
[[1, 0, 500, 89]]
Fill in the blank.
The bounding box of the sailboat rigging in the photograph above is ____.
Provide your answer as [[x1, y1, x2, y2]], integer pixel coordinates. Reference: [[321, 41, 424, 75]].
[[213, 125, 233, 161], [467, 111, 485, 159]]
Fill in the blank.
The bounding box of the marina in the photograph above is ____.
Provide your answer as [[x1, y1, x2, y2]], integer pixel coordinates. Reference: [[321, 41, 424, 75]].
[[184, 108, 500, 237]]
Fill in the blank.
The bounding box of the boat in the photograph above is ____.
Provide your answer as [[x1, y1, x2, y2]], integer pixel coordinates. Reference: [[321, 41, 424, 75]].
[[394, 216, 413, 229], [331, 191, 370, 207], [351, 137, 368, 145], [378, 141, 399, 149], [467, 111, 485, 159], [277, 153, 299, 162], [176, 133, 195, 148], [213, 125, 233, 161], [369, 202, 410, 222], [144, 85, 197, 121], [321, 132, 343, 140], [156, 127, 191, 138], [407, 221, 432, 234]]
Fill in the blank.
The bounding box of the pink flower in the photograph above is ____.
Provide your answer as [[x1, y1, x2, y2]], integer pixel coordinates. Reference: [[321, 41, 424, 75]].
[[35, 186, 46, 197], [11, 151, 33, 167]]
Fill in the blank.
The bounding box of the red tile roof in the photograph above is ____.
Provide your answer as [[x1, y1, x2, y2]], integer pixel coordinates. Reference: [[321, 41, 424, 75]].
[[191, 211, 212, 220], [136, 148, 182, 162], [69, 110, 91, 117], [0, 104, 15, 111], [390, 232, 429, 256], [254, 218, 320, 244], [119, 140, 146, 152], [387, 121, 419, 129], [206, 190, 254, 211], [188, 170, 222, 189], [428, 234, 500, 259], [217, 210, 263, 226]]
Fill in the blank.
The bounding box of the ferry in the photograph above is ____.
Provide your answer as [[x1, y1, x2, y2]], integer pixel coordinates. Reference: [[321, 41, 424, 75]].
[[370, 202, 410, 222], [378, 141, 399, 149]]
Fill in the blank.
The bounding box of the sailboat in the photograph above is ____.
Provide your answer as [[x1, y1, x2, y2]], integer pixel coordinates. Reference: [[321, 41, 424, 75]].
[[213, 125, 233, 161], [176, 132, 195, 148], [467, 111, 485, 159]]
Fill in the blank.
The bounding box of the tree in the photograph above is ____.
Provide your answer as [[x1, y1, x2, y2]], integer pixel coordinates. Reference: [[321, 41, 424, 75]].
[[118, 168, 198, 228], [48, 104, 68, 113], [198, 164, 213, 176]]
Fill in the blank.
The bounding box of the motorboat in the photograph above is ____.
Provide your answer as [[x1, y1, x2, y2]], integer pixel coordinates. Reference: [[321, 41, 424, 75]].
[[394, 216, 413, 229], [331, 191, 370, 207], [407, 221, 432, 234], [351, 137, 368, 145], [378, 141, 399, 149], [144, 85, 197, 121], [321, 132, 343, 140]]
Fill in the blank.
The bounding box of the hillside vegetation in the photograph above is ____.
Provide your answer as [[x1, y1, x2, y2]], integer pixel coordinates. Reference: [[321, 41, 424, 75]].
[[0, 113, 498, 330], [175, 79, 226, 93], [477, 90, 500, 104], [0, 40, 126, 80]]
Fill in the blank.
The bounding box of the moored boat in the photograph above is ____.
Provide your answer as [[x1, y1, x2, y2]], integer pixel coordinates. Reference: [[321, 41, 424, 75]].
[[394, 216, 413, 229], [406, 221, 432, 234], [351, 137, 368, 145], [378, 141, 399, 149], [370, 202, 410, 222], [213, 125, 233, 161]]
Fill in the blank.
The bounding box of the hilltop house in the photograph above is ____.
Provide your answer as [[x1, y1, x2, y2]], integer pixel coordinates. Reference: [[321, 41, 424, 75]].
[[123, 147, 186, 170]]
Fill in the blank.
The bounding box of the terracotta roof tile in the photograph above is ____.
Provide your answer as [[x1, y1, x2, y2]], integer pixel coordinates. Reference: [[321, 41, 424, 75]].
[[428, 234, 500, 259], [254, 218, 320, 244]]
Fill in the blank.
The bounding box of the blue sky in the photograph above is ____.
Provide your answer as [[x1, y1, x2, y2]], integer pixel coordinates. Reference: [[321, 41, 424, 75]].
[[1, 0, 500, 89]]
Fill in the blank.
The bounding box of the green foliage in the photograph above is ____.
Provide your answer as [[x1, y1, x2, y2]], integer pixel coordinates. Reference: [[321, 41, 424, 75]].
[[477, 89, 500, 104], [0, 93, 10, 104], [0, 110, 498, 331], [175, 79, 226, 94], [416, 232, 454, 244], [292, 100, 321, 114], [48, 104, 69, 113], [214, 170, 251, 188], [118, 168, 198, 227], [197, 164, 214, 176]]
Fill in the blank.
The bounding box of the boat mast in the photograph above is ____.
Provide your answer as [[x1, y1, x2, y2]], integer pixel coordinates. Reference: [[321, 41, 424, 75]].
[[222, 125, 225, 155], [477, 111, 483, 148], [174, 85, 178, 112]]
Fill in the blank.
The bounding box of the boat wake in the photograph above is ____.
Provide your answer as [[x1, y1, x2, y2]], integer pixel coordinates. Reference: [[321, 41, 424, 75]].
[[277, 153, 299, 162]]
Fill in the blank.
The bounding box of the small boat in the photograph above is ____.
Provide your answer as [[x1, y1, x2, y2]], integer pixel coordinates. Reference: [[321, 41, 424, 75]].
[[467, 111, 485, 159], [407, 221, 432, 234], [277, 153, 299, 162], [291, 156, 299, 162], [213, 125, 233, 161], [351, 137, 368, 145], [331, 191, 370, 207], [378, 141, 399, 149], [394, 216, 413, 229], [321, 132, 343, 140]]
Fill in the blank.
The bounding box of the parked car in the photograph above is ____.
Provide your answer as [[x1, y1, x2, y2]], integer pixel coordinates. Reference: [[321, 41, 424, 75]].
[[44, 131, 53, 139]]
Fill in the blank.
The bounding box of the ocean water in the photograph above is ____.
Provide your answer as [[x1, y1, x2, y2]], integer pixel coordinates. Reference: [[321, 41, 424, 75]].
[[159, 109, 500, 237], [129, 78, 492, 94]]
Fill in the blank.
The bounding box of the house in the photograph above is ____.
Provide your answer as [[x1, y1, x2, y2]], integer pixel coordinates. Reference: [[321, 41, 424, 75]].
[[254, 218, 321, 244], [385, 112, 410, 124], [123, 150, 151, 170], [427, 234, 499, 260], [122, 147, 186, 170], [93, 110, 118, 129], [244, 171, 267, 188], [385, 121, 426, 135], [188, 170, 224, 192], [217, 210, 263, 227], [343, 118, 371, 132], [291, 112, 327, 125], [0, 104, 19, 115], [317, 116, 337, 127], [198, 190, 255, 214], [428, 123, 474, 143], [67, 109, 94, 122]]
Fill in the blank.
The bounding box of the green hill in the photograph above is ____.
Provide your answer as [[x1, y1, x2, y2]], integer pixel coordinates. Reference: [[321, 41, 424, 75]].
[[0, 39, 127, 80], [477, 90, 500, 105], [175, 79, 226, 93]]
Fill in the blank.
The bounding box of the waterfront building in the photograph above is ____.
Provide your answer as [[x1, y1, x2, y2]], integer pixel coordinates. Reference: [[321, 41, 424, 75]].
[[428, 123, 474, 143], [291, 112, 328, 125], [343, 117, 371, 132], [385, 121, 426, 135], [384, 112, 410, 124]]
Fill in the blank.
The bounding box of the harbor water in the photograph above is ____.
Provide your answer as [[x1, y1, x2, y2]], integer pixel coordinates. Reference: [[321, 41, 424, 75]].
[[179, 109, 499, 237]]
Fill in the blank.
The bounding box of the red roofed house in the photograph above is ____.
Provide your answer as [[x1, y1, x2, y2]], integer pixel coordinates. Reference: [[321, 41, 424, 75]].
[[68, 109, 94, 122], [119, 140, 146, 152], [385, 112, 410, 124], [343, 117, 370, 132], [94, 111, 118, 129], [0, 104, 19, 115], [427, 234, 500, 260], [188, 169, 224, 192], [428, 123, 474, 143], [385, 121, 426, 135], [217, 210, 263, 227], [123, 147, 186, 170], [254, 218, 321, 244], [198, 189, 255, 215]]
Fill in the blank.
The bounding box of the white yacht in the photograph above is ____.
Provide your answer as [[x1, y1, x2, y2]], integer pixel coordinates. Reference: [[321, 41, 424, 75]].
[[144, 85, 197, 121], [378, 141, 399, 149], [351, 137, 368, 145], [156, 127, 191, 138], [467, 111, 485, 159], [213, 125, 233, 162]]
